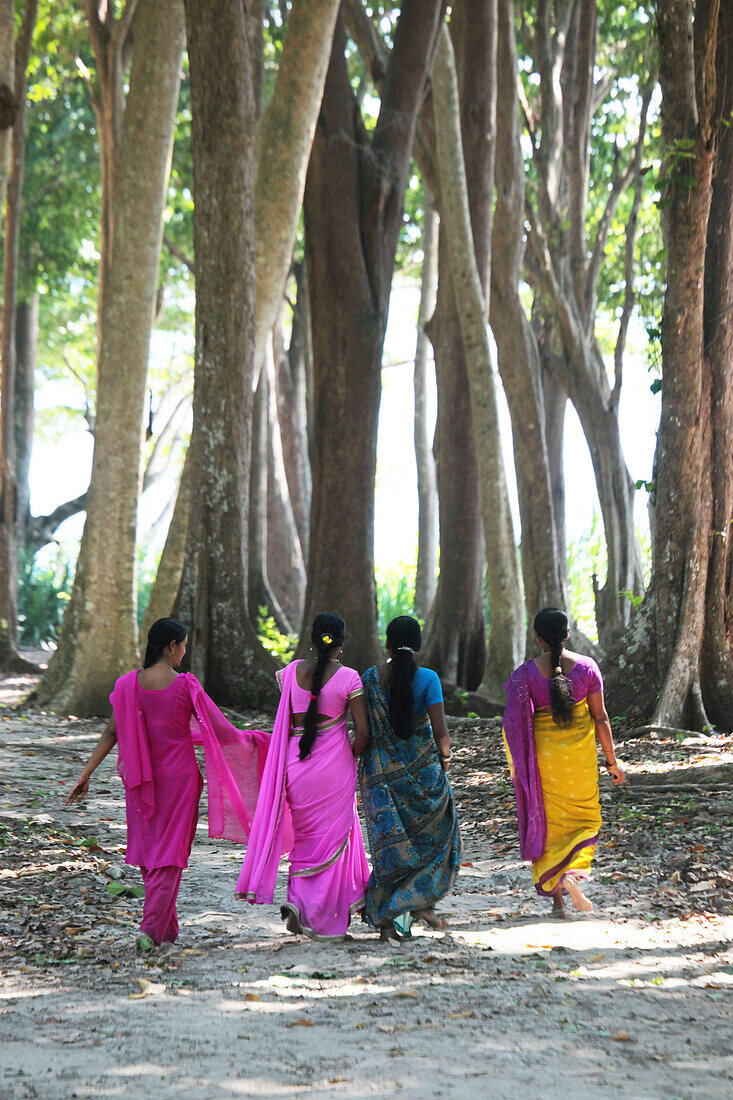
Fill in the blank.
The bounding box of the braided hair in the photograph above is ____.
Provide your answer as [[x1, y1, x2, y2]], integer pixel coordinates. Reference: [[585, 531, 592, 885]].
[[533, 607, 574, 725], [299, 612, 346, 761], [385, 615, 422, 740], [144, 618, 188, 669]]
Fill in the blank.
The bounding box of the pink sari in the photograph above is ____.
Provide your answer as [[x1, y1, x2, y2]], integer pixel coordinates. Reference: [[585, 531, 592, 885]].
[[236, 661, 369, 939], [110, 671, 270, 863]]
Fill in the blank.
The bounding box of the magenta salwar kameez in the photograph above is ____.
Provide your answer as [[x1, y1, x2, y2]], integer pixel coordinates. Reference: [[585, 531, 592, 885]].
[[110, 671, 269, 944], [236, 661, 369, 939]]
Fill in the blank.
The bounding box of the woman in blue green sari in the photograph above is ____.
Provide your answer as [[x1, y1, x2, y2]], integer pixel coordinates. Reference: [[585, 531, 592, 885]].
[[356, 616, 461, 942]]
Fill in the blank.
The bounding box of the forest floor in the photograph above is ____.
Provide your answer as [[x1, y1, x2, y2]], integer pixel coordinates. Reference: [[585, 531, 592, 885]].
[[0, 663, 732, 1099]]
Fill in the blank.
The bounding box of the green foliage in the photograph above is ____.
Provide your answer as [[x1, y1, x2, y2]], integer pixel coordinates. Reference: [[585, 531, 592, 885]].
[[376, 562, 418, 641], [17, 547, 71, 646], [566, 512, 606, 643], [257, 606, 298, 665]]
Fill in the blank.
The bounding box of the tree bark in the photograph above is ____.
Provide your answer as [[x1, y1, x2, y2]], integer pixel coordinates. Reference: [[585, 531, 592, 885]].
[[252, 0, 341, 376], [175, 0, 277, 709], [413, 193, 439, 621], [0, 0, 14, 215], [276, 264, 312, 555], [14, 293, 37, 545], [0, 0, 38, 669], [140, 448, 191, 644], [301, 3, 445, 671], [248, 352, 293, 635], [430, 16, 524, 694], [491, 0, 566, 642], [36, 0, 185, 713], [421, 226, 486, 689], [266, 340, 306, 632]]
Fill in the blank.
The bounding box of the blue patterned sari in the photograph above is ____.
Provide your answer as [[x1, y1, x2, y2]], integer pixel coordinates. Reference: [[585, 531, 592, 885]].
[[359, 666, 461, 929]]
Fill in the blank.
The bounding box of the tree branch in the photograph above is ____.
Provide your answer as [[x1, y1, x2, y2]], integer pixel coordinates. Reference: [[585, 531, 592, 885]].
[[26, 494, 88, 554], [163, 233, 194, 274], [585, 149, 636, 311], [111, 0, 140, 53], [612, 81, 654, 409], [343, 0, 389, 84]]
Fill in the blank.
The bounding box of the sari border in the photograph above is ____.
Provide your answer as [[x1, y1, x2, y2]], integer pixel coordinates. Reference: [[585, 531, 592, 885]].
[[289, 832, 349, 878], [291, 709, 348, 735], [280, 899, 365, 942], [534, 832, 599, 896]]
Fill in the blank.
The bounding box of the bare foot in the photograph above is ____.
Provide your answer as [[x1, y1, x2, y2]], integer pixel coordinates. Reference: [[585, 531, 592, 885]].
[[379, 922, 401, 945], [564, 875, 593, 912], [552, 892, 567, 919], [411, 907, 449, 930]]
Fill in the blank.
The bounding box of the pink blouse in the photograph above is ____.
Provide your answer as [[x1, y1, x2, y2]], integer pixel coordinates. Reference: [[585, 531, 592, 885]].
[[279, 660, 364, 719], [526, 655, 603, 710]]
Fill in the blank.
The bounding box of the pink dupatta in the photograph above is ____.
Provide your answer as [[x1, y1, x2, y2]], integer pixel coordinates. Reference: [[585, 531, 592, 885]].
[[235, 662, 295, 903], [110, 671, 270, 844]]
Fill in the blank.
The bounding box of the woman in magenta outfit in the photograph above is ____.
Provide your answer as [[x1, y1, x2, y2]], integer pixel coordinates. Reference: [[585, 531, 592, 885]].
[[68, 618, 269, 949], [237, 612, 370, 940]]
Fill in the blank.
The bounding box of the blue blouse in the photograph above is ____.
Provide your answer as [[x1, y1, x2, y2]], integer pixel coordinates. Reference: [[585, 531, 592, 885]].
[[410, 666, 443, 715]]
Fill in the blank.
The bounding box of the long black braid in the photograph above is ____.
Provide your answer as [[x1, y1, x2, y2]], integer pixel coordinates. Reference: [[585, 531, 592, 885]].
[[533, 607, 574, 726], [299, 612, 346, 760], [385, 616, 422, 740]]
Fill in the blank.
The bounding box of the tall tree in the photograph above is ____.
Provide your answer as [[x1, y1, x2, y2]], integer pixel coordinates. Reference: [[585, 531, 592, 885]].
[[430, 14, 524, 695], [413, 194, 438, 621], [301, 2, 445, 671], [175, 0, 277, 707], [0, 0, 38, 668], [490, 0, 567, 638], [36, 0, 185, 713], [0, 0, 14, 215], [520, 0, 651, 650], [606, 0, 733, 729]]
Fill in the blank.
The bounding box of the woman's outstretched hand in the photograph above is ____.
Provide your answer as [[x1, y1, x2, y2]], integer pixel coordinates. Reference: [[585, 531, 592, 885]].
[[607, 763, 626, 786], [66, 775, 89, 805]]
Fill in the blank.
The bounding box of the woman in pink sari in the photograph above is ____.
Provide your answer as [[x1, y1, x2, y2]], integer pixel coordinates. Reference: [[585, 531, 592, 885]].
[[67, 618, 269, 950], [236, 613, 370, 940]]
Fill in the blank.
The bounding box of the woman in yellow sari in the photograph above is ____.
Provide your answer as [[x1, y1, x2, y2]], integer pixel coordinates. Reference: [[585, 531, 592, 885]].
[[502, 608, 625, 916]]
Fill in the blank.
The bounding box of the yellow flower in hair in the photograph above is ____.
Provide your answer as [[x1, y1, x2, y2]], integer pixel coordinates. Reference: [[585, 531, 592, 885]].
[[322, 634, 333, 645]]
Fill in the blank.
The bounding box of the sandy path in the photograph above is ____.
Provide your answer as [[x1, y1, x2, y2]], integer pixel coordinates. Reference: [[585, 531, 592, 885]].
[[1, 700, 731, 1099]]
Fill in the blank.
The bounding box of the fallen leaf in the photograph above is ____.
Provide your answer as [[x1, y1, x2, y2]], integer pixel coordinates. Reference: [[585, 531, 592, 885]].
[[447, 1011, 474, 1020], [393, 989, 418, 999], [288, 1018, 315, 1027], [613, 1031, 630, 1042], [244, 993, 261, 1002], [461, 861, 474, 867], [129, 978, 165, 1000], [589, 953, 606, 963]]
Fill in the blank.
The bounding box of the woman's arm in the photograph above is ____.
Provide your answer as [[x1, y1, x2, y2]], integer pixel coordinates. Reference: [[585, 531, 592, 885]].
[[587, 692, 625, 786], [66, 715, 117, 804], [349, 694, 370, 757], [427, 701, 452, 769]]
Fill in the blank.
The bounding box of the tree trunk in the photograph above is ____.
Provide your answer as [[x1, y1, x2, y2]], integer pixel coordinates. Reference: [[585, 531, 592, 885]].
[[248, 353, 292, 635], [605, 0, 733, 730], [0, 0, 37, 669], [421, 227, 486, 689], [0, 0, 14, 215], [175, 0, 277, 709], [491, 0, 566, 643], [140, 447, 192, 644], [430, 16, 524, 694], [701, 14, 733, 725], [14, 293, 37, 545], [413, 193, 439, 621], [277, 265, 311, 555], [300, 3, 445, 671], [266, 342, 306, 632], [36, 0, 185, 713], [252, 0, 341, 376]]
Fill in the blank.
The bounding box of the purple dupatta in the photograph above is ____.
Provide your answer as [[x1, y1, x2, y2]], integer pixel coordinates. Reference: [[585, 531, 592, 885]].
[[502, 662, 547, 862], [235, 663, 295, 903]]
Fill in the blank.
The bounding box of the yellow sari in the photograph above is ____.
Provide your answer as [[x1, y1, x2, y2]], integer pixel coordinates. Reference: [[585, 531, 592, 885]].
[[504, 700, 601, 896]]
